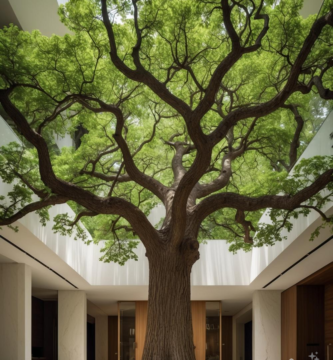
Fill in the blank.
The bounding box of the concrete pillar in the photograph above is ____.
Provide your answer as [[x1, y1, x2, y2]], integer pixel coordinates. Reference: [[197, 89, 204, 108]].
[[0, 263, 31, 360], [58, 290, 87, 360], [253, 290, 281, 360], [95, 316, 108, 360]]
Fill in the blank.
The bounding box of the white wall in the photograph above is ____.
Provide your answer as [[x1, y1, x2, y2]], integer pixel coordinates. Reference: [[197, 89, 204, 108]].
[[250, 111, 333, 282], [300, 0, 324, 18], [58, 290, 87, 360], [253, 291, 281, 360], [192, 241, 251, 286], [0, 264, 31, 360], [55, 133, 74, 149], [95, 316, 108, 360], [8, 0, 68, 36]]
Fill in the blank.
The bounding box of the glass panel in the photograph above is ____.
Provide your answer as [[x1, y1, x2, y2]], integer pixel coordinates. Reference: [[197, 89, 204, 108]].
[[206, 302, 220, 360], [119, 302, 136, 360]]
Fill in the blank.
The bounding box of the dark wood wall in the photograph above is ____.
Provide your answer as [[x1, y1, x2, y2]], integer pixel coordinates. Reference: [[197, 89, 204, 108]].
[[222, 316, 232, 360], [282, 285, 326, 360], [191, 301, 206, 360], [297, 286, 325, 359], [108, 316, 118, 360], [136, 302, 148, 360], [32, 297, 58, 360], [87, 322, 95, 360], [281, 286, 297, 360], [32, 297, 44, 350], [326, 284, 333, 359], [244, 321, 252, 360], [43, 301, 58, 360]]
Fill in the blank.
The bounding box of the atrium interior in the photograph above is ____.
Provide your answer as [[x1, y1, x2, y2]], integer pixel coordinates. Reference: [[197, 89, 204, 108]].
[[0, 1, 332, 360]]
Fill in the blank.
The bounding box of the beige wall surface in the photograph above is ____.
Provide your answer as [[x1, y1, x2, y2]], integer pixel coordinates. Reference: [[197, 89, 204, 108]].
[[0, 264, 31, 360]]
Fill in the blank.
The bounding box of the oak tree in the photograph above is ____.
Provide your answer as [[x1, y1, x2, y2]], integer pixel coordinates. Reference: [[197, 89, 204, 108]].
[[1, 0, 333, 359]]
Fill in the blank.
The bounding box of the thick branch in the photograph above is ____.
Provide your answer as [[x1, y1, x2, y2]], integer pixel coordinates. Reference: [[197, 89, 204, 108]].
[[280, 104, 304, 171], [195, 118, 259, 198], [195, 147, 243, 198], [297, 75, 333, 100], [235, 209, 255, 244], [192, 1, 269, 122], [221, 0, 241, 48], [165, 141, 195, 186], [209, 9, 333, 145], [0, 91, 160, 247], [166, 5, 272, 233], [76, 96, 168, 201], [195, 169, 333, 223], [100, 0, 191, 118]]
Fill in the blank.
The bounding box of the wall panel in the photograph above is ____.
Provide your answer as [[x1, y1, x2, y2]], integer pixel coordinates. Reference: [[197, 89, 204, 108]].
[[222, 316, 232, 360], [136, 301, 148, 360], [326, 284, 333, 360], [32, 297, 44, 349], [44, 301, 58, 360], [281, 286, 297, 360], [191, 302, 206, 360], [108, 316, 118, 360], [297, 286, 325, 359]]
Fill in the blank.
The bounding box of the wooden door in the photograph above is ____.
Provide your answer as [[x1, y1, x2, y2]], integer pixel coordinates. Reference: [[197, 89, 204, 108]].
[[326, 284, 333, 360], [222, 316, 233, 360], [244, 321, 252, 360], [108, 316, 118, 360], [136, 301, 148, 360], [191, 301, 206, 360], [281, 286, 297, 360], [297, 286, 325, 359]]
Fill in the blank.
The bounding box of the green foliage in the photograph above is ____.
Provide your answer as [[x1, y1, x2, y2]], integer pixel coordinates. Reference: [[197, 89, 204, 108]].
[[0, 0, 332, 262], [228, 156, 333, 252], [99, 239, 139, 265], [53, 212, 89, 242]]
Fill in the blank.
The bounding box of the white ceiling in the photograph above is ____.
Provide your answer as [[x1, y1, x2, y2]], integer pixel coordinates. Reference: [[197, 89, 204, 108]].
[[0, 0, 21, 30], [1, 215, 333, 316], [5, 0, 69, 36], [0, 253, 14, 264], [300, 0, 324, 18]]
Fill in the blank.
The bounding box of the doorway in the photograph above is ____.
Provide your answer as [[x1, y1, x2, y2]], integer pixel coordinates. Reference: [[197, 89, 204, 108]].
[[87, 318, 95, 360], [282, 262, 333, 360], [244, 321, 252, 360]]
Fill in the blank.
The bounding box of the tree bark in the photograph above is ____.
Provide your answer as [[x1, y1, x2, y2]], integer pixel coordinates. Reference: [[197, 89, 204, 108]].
[[142, 248, 196, 360]]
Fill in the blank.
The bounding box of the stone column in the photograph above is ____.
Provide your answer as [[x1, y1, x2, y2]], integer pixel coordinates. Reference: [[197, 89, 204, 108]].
[[0, 263, 31, 360], [58, 290, 87, 360], [253, 290, 281, 360], [95, 316, 108, 360]]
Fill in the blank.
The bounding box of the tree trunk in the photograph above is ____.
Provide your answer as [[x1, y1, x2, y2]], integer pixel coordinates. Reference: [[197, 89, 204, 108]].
[[142, 249, 196, 360]]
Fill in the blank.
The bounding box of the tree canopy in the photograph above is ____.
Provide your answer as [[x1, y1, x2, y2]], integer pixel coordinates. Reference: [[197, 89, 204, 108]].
[[0, 0, 333, 265]]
